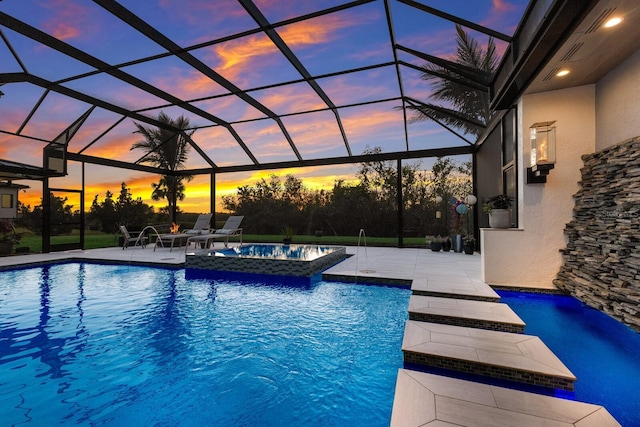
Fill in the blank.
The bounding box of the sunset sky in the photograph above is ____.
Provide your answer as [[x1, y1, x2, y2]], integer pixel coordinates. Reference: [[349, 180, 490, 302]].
[[1, 0, 529, 213]]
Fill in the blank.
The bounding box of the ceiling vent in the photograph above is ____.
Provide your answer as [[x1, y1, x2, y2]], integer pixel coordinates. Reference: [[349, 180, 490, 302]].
[[561, 42, 584, 61], [543, 67, 561, 82], [585, 8, 616, 34]]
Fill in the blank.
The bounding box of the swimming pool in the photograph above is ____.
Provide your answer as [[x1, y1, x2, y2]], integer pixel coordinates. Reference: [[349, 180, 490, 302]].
[[0, 263, 409, 426], [498, 291, 640, 426]]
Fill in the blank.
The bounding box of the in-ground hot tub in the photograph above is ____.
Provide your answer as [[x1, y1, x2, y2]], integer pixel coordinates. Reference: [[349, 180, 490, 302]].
[[185, 244, 347, 277]]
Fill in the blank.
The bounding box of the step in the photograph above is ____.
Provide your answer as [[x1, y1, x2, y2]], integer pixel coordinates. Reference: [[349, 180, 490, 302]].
[[408, 295, 525, 333], [402, 320, 576, 391], [411, 277, 500, 301], [391, 369, 619, 426]]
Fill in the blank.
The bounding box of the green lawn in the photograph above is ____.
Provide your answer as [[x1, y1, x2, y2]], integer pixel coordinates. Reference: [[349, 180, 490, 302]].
[[13, 230, 426, 254], [17, 230, 119, 253]]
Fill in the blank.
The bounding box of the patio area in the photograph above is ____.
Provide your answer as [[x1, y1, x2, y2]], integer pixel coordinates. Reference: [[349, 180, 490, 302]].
[[0, 244, 620, 425], [1, 0, 638, 424]]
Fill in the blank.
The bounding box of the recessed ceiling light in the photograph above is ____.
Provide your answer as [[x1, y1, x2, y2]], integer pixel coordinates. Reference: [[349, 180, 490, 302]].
[[556, 69, 570, 77], [604, 17, 623, 28]]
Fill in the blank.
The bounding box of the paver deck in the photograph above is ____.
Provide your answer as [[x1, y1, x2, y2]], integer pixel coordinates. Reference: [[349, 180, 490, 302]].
[[411, 276, 500, 301], [402, 320, 577, 391], [408, 294, 526, 333], [391, 369, 620, 427]]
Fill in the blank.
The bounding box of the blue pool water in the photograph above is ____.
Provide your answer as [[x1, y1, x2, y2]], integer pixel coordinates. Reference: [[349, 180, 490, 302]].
[[498, 291, 640, 426], [0, 263, 410, 426]]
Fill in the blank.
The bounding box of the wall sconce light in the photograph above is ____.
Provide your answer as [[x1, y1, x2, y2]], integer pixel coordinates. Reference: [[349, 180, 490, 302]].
[[527, 121, 556, 184]]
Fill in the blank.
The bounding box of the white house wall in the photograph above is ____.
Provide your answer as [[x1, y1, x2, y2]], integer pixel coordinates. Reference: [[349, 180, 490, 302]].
[[596, 48, 640, 151], [482, 85, 596, 288]]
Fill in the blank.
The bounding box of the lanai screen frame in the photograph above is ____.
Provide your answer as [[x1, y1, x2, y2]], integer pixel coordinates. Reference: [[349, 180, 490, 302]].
[[1, 1, 511, 171], [0, 0, 595, 250]]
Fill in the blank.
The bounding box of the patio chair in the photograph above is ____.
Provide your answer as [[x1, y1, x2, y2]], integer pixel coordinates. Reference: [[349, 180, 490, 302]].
[[183, 213, 213, 235], [119, 225, 148, 249], [154, 214, 214, 252], [187, 216, 244, 249]]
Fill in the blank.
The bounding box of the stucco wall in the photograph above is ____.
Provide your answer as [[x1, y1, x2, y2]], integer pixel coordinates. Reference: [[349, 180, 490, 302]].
[[482, 85, 595, 288], [595, 48, 640, 151]]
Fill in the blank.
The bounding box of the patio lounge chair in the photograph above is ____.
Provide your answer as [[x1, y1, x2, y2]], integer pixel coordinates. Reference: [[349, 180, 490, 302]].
[[154, 214, 214, 252], [183, 213, 213, 235], [187, 215, 244, 249], [119, 225, 148, 249]]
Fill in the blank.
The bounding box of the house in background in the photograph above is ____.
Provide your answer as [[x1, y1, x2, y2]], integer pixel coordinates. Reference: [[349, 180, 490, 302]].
[[0, 181, 29, 220]]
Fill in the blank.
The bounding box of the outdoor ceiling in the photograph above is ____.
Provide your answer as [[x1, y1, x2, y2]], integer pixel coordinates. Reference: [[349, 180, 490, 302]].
[[524, 0, 640, 95], [0, 0, 530, 180]]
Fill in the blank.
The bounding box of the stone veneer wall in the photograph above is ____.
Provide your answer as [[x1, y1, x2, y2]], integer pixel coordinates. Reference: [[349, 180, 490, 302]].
[[554, 136, 640, 332]]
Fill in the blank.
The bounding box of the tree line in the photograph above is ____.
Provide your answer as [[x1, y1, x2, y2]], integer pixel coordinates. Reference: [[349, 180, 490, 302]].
[[222, 152, 472, 238], [15, 154, 471, 239], [17, 182, 158, 235]]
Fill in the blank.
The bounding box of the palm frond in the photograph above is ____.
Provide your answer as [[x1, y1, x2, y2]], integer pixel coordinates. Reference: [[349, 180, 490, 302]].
[[132, 113, 193, 170], [413, 24, 498, 138], [131, 112, 194, 219], [407, 103, 485, 136]]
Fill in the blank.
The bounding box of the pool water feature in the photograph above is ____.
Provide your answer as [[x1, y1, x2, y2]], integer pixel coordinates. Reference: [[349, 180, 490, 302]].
[[498, 291, 640, 426], [186, 244, 347, 277], [0, 263, 409, 426]]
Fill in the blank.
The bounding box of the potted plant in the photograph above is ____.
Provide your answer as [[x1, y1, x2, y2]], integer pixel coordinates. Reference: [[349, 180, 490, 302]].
[[426, 235, 443, 252], [463, 236, 476, 254], [0, 220, 20, 255], [282, 226, 294, 245], [483, 195, 513, 228], [441, 235, 452, 252]]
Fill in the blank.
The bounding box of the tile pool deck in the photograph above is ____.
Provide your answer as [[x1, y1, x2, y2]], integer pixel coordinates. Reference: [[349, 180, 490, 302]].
[[0, 245, 621, 426], [402, 320, 576, 391]]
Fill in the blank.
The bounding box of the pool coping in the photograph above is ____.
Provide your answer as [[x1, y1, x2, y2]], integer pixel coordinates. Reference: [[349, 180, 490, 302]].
[[408, 294, 526, 333], [391, 369, 619, 426], [0, 256, 185, 271], [402, 320, 577, 391]]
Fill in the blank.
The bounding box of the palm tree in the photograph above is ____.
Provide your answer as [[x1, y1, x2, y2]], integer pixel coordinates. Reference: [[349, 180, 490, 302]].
[[408, 24, 498, 138], [131, 112, 194, 223]]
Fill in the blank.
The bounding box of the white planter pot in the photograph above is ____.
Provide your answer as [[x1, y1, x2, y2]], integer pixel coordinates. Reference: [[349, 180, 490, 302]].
[[489, 209, 511, 228]]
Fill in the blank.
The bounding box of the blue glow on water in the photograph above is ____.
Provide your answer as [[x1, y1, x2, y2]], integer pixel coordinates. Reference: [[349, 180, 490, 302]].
[[498, 291, 640, 426], [0, 263, 410, 426]]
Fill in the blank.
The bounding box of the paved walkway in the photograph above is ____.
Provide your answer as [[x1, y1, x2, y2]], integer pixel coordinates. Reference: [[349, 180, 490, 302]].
[[324, 247, 619, 425], [0, 245, 621, 425], [402, 320, 576, 391], [407, 294, 526, 332], [392, 369, 618, 426]]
